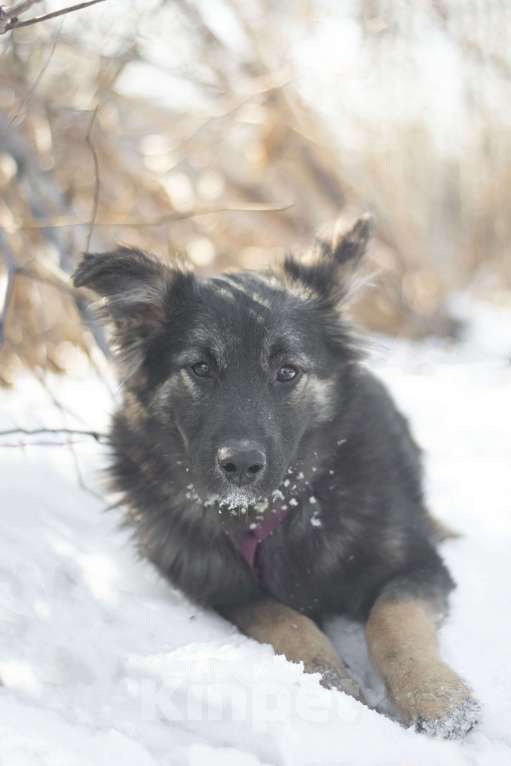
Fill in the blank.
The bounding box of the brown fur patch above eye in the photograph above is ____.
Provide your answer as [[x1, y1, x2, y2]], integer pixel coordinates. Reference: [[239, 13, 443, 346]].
[[151, 369, 199, 412]]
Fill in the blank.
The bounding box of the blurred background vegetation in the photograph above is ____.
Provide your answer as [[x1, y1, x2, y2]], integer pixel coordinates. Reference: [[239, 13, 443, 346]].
[[1, 0, 510, 385]]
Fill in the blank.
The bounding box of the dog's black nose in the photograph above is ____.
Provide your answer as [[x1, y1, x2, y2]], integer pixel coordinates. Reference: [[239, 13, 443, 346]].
[[216, 441, 267, 486]]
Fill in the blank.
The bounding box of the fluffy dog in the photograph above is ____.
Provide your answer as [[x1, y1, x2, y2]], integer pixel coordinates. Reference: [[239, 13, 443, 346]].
[[73, 215, 479, 738]]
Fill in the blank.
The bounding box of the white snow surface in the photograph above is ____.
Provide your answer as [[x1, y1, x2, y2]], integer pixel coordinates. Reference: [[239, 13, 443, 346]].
[[1, 322, 511, 765]]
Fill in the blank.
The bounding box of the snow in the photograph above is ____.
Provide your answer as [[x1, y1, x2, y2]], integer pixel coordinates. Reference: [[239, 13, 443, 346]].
[[1, 310, 511, 765]]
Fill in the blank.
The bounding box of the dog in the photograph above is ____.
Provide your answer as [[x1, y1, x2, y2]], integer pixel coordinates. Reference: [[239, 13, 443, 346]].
[[73, 215, 479, 738]]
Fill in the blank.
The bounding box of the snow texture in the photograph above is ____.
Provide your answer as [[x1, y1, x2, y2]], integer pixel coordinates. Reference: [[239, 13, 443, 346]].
[[1, 310, 511, 765]]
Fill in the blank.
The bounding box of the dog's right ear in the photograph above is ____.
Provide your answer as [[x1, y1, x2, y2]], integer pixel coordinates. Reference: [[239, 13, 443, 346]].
[[73, 247, 187, 379], [73, 247, 176, 326]]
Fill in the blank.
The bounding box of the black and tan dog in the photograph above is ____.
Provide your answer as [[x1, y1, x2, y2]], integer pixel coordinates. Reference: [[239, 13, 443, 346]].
[[74, 216, 479, 738]]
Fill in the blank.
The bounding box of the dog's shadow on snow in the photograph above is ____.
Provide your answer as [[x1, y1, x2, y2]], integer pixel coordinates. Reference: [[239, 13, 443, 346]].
[[325, 615, 393, 715]]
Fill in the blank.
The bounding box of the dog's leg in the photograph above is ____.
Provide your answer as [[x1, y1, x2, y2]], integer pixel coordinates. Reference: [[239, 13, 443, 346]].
[[365, 563, 479, 738], [222, 597, 365, 702]]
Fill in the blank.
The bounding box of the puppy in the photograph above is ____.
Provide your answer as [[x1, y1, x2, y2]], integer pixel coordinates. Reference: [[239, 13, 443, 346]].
[[73, 216, 479, 738]]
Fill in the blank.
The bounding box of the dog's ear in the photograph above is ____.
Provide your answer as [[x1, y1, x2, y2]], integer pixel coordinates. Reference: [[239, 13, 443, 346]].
[[73, 247, 187, 381], [325, 213, 372, 269], [283, 214, 372, 304]]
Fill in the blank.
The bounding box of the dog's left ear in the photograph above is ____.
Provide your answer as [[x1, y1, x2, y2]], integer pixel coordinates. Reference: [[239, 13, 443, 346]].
[[283, 214, 373, 304]]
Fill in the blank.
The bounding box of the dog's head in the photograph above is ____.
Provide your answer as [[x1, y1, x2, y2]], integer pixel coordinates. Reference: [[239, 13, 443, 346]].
[[73, 216, 371, 509]]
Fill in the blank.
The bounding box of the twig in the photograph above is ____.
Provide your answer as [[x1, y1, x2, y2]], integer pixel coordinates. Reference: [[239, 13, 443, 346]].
[[11, 265, 112, 360], [4, 201, 295, 231], [1, 0, 44, 18], [0, 427, 109, 441], [9, 20, 63, 125], [0, 0, 109, 34], [85, 105, 100, 251], [0, 438, 102, 447], [15, 265, 74, 294], [31, 369, 107, 500], [0, 114, 110, 356]]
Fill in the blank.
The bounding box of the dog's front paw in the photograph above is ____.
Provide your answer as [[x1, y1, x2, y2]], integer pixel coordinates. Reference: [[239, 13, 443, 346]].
[[392, 660, 479, 739], [416, 695, 480, 739]]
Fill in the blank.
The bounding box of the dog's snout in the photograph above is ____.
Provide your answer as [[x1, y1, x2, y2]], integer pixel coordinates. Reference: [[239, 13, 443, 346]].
[[216, 441, 267, 486]]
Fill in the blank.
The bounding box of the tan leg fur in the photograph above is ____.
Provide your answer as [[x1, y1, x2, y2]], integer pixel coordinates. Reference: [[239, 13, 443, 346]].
[[223, 597, 364, 702], [366, 596, 478, 736]]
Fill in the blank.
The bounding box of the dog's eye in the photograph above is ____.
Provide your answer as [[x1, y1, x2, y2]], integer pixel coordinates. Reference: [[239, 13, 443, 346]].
[[191, 362, 211, 378], [276, 365, 299, 383]]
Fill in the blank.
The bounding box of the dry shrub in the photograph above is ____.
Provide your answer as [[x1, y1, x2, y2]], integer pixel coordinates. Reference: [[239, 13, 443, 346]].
[[1, 0, 510, 383]]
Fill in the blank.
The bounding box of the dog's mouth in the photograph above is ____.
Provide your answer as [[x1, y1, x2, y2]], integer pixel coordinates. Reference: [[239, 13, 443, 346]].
[[199, 470, 309, 518], [204, 488, 270, 516]]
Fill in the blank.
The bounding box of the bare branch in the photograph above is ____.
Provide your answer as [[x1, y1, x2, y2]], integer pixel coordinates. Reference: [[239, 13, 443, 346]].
[[15, 265, 75, 295], [1, 0, 44, 19], [9, 20, 63, 126], [0, 438, 102, 447], [0, 113, 111, 358], [3, 201, 295, 232], [32, 370, 107, 499], [0, 427, 109, 441], [1, 0, 109, 34], [85, 106, 100, 252]]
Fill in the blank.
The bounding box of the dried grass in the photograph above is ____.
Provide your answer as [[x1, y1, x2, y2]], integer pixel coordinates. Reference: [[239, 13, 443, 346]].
[[1, 0, 510, 384]]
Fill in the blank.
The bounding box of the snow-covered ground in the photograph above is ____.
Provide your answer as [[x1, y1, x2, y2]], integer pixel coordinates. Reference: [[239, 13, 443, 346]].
[[1, 311, 510, 766]]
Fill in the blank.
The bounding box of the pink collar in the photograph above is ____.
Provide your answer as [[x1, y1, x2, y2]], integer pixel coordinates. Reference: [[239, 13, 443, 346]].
[[228, 508, 289, 577]]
